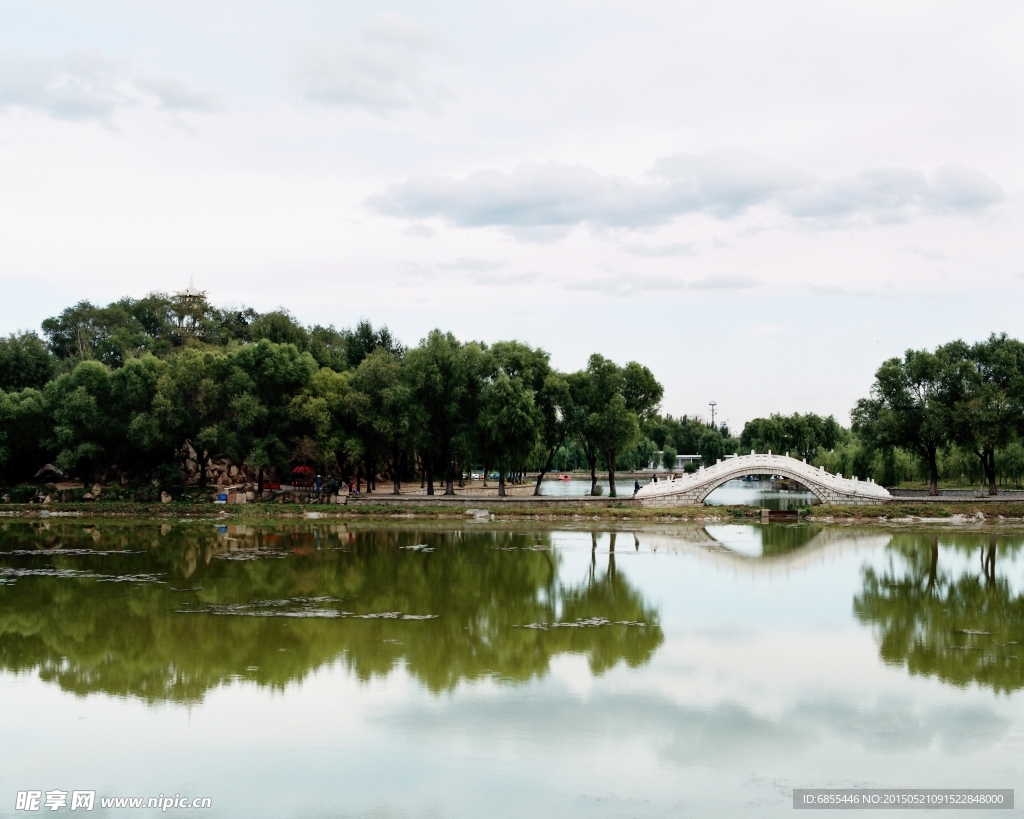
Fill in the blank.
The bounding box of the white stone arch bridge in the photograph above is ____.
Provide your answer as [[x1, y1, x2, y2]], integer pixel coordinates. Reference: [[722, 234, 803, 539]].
[[634, 453, 891, 506]]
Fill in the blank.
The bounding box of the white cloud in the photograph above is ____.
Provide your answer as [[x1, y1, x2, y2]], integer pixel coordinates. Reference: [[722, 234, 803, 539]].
[[133, 76, 224, 113], [689, 274, 760, 291], [648, 149, 807, 216], [749, 323, 786, 336], [438, 257, 506, 272], [561, 271, 759, 297], [621, 242, 696, 258], [0, 51, 223, 121], [783, 165, 1004, 221], [367, 152, 1005, 239], [289, 14, 451, 116]]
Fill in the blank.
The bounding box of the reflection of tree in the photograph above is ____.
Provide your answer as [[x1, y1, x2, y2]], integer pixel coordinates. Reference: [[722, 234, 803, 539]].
[[854, 533, 1024, 693], [0, 522, 662, 702], [758, 525, 820, 557]]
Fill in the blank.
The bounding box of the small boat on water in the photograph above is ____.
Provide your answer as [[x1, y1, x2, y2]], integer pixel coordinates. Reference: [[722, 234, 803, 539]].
[[557, 474, 572, 481]]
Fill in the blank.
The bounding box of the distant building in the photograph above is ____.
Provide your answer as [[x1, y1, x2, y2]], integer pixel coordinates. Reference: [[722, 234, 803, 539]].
[[647, 452, 702, 471], [174, 276, 207, 302]]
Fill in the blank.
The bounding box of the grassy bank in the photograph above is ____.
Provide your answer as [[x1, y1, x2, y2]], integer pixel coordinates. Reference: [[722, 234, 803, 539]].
[[5, 498, 1024, 523], [0, 499, 757, 521]]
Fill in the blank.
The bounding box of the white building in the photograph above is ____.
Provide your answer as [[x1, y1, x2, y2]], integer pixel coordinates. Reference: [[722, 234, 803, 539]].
[[647, 452, 703, 471]]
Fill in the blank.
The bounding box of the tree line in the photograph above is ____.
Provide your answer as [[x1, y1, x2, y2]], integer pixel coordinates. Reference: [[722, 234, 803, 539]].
[[732, 335, 1024, 496], [4, 293, 1020, 499], [0, 292, 663, 498]]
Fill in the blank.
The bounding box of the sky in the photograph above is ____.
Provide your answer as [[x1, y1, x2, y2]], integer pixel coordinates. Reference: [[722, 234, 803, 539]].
[[0, 0, 1021, 431]]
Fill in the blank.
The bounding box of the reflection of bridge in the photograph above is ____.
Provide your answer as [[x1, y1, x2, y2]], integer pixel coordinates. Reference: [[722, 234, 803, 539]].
[[635, 453, 891, 506], [633, 527, 892, 576]]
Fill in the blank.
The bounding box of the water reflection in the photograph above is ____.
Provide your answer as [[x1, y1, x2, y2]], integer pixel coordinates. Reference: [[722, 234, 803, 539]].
[[705, 479, 817, 510], [855, 533, 1024, 693], [0, 522, 662, 702], [703, 522, 822, 558]]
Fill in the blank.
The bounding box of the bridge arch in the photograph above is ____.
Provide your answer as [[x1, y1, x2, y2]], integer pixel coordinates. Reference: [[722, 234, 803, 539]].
[[635, 453, 890, 506], [692, 465, 828, 505]]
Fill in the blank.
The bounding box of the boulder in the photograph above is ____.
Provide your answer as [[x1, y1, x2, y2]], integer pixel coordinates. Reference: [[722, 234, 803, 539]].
[[160, 491, 172, 504], [91, 483, 102, 497], [228, 465, 239, 478]]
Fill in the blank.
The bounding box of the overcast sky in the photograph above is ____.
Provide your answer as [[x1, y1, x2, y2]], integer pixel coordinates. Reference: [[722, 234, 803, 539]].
[[1, 0, 1021, 430]]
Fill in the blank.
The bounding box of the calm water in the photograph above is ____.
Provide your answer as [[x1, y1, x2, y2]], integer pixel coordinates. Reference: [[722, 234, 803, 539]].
[[1, 519, 1022, 817], [541, 476, 818, 509]]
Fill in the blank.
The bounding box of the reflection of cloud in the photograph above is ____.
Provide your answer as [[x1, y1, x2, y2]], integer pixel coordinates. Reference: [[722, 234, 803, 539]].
[[289, 14, 451, 115], [0, 52, 224, 121], [367, 150, 1004, 239], [388, 688, 1009, 761]]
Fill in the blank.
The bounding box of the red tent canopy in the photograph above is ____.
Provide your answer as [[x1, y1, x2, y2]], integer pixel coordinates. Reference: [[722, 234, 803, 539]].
[[291, 465, 315, 475]]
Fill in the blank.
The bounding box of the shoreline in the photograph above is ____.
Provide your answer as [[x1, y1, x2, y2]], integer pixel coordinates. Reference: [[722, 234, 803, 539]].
[[5, 498, 1024, 524]]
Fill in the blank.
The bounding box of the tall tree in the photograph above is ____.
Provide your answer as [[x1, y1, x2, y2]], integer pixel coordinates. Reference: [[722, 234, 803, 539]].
[[152, 348, 230, 487], [566, 355, 662, 497], [479, 371, 541, 497], [347, 350, 413, 495], [940, 335, 1024, 496], [852, 350, 949, 495], [405, 331, 484, 495], [219, 341, 318, 492]]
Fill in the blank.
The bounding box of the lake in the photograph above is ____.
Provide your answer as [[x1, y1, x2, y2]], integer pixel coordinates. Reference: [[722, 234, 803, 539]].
[[1, 519, 1021, 817]]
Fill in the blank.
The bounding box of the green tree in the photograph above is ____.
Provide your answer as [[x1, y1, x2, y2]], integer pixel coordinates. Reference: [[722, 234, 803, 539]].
[[661, 445, 677, 470], [698, 427, 725, 466], [405, 331, 484, 495], [152, 348, 230, 487], [342, 320, 404, 370], [940, 335, 1024, 496], [740, 412, 844, 460], [291, 367, 358, 480], [347, 350, 413, 494], [0, 332, 55, 391], [852, 349, 949, 495], [479, 371, 541, 496], [0, 388, 48, 482], [219, 341, 319, 491], [566, 355, 662, 497]]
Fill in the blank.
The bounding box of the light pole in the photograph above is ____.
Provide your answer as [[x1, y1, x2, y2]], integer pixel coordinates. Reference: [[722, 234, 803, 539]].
[[709, 401, 717, 429]]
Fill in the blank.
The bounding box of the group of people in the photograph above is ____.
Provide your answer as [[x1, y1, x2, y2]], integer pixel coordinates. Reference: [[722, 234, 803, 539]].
[[310, 475, 344, 501]]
